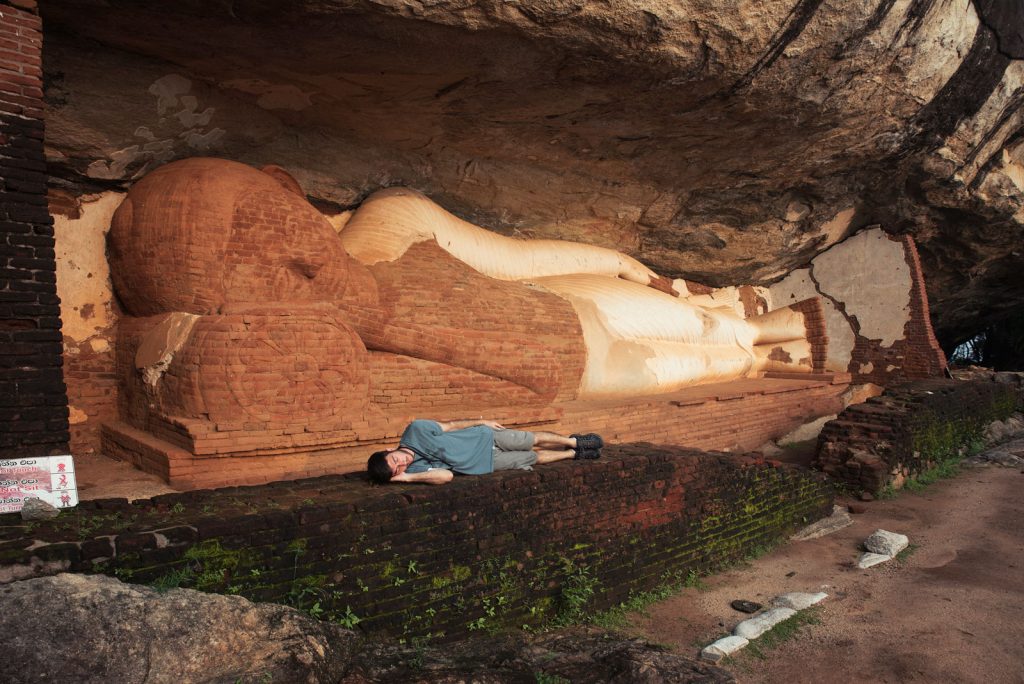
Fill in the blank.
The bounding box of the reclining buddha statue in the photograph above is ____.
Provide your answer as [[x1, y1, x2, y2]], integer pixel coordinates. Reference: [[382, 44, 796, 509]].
[[106, 158, 824, 471]]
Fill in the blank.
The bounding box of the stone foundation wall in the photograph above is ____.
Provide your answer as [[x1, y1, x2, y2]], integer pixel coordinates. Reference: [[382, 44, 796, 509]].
[[815, 379, 1019, 494], [0, 445, 833, 641], [0, 1, 69, 457]]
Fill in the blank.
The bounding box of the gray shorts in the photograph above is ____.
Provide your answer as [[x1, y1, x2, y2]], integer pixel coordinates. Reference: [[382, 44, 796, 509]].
[[492, 429, 537, 471]]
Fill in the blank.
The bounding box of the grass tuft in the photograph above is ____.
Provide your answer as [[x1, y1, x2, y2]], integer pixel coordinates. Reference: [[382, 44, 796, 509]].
[[742, 607, 822, 660]]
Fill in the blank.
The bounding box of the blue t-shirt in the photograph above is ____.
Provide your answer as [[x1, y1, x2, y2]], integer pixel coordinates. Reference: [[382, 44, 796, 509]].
[[401, 420, 494, 475]]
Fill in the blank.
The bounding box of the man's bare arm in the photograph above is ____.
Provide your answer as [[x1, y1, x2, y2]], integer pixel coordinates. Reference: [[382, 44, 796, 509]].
[[391, 469, 454, 485], [437, 419, 505, 432]]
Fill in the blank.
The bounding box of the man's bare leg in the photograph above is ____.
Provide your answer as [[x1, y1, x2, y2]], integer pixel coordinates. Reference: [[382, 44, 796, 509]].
[[535, 449, 577, 464], [531, 431, 576, 449]]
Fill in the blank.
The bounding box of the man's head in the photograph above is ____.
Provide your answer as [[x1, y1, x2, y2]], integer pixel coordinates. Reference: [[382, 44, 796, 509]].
[[367, 448, 415, 483]]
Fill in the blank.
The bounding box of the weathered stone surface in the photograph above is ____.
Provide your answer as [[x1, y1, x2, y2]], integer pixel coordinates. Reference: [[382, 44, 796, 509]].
[[701, 635, 749, 662], [772, 592, 828, 611], [857, 552, 892, 569], [37, 0, 1024, 348], [20, 497, 59, 521], [1, 573, 359, 684], [734, 607, 796, 640], [865, 529, 910, 557]]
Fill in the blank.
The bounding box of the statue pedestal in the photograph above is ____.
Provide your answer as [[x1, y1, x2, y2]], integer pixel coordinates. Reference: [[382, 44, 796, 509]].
[[101, 373, 849, 490]]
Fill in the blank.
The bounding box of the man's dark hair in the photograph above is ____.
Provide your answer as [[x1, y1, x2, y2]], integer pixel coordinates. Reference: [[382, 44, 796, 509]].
[[367, 450, 393, 484]]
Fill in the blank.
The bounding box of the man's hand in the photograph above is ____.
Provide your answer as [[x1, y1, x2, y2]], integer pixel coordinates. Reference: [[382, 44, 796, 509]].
[[391, 469, 454, 485]]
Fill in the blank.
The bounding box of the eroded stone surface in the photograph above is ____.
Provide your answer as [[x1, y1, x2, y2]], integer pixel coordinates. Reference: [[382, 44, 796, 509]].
[[702, 635, 750, 662], [772, 592, 828, 611]]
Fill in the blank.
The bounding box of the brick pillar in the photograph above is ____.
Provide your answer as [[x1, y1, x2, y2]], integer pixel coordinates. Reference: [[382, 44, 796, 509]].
[[0, 1, 70, 457]]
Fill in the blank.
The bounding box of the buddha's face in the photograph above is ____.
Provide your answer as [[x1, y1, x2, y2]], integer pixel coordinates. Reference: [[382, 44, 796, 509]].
[[109, 157, 356, 316]]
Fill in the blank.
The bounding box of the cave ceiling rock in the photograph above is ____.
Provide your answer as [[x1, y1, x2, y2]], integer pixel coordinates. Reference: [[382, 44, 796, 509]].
[[38, 0, 1024, 344]]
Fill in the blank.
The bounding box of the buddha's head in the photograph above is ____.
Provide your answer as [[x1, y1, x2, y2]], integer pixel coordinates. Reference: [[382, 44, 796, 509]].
[[109, 157, 360, 316]]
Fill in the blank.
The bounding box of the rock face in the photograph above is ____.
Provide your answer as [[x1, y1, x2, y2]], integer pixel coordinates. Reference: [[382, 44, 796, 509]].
[[1, 574, 732, 684], [39, 0, 1024, 349], [1, 573, 359, 684]]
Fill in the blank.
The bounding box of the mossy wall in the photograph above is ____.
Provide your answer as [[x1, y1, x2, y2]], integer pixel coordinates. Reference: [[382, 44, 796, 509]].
[[816, 379, 1020, 494], [0, 445, 832, 641]]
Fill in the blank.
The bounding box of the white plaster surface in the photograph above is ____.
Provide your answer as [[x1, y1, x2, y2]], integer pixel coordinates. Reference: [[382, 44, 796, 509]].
[[54, 192, 124, 343], [811, 228, 912, 346], [769, 268, 855, 372]]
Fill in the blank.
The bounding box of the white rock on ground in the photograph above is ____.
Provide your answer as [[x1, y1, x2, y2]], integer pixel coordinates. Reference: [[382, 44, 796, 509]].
[[858, 552, 892, 569], [701, 635, 750, 662], [864, 529, 909, 556], [772, 592, 828, 610], [734, 607, 797, 639], [791, 505, 853, 541]]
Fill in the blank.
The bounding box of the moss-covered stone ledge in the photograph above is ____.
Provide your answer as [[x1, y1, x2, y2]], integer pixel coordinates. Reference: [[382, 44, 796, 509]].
[[815, 379, 1020, 494], [0, 445, 833, 641]]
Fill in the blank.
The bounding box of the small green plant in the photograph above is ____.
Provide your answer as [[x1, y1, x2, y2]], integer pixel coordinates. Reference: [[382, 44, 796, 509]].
[[170, 502, 186, 514], [334, 605, 361, 629], [535, 673, 570, 684], [683, 569, 707, 591], [553, 562, 598, 625], [894, 543, 919, 564]]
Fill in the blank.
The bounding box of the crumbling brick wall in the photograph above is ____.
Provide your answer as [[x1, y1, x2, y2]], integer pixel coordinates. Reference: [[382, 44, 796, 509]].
[[0, 1, 69, 457], [0, 445, 833, 641], [815, 379, 1018, 494]]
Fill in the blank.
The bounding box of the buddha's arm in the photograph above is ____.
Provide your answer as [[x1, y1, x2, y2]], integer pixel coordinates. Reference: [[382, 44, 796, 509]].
[[338, 187, 675, 294]]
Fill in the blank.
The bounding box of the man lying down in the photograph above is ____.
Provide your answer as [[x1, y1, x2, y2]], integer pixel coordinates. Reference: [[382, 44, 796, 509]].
[[367, 419, 604, 485]]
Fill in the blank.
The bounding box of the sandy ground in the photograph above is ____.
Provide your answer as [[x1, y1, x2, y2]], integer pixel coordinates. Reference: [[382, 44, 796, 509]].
[[624, 463, 1024, 684]]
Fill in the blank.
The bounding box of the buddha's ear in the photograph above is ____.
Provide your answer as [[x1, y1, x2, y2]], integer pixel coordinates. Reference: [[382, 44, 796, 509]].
[[260, 164, 305, 198]]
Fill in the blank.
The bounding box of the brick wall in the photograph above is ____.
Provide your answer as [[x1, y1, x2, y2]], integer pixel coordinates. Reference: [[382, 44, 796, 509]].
[[816, 379, 1019, 493], [0, 444, 833, 641], [0, 1, 69, 457]]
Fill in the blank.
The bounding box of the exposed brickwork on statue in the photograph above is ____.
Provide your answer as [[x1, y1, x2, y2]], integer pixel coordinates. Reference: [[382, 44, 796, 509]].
[[789, 297, 828, 370], [0, 2, 69, 456], [0, 445, 833, 641], [849, 235, 947, 384], [816, 379, 1018, 494]]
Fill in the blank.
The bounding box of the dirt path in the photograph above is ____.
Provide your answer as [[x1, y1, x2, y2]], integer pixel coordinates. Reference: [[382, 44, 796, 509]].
[[623, 464, 1024, 683]]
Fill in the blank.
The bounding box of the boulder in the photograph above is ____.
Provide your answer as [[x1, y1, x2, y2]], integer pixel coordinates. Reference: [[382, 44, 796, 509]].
[[0, 573, 359, 683]]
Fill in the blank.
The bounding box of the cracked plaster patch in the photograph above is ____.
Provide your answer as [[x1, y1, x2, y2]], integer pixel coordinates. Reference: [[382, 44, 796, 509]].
[[812, 228, 911, 346], [769, 267, 855, 372], [54, 192, 125, 344]]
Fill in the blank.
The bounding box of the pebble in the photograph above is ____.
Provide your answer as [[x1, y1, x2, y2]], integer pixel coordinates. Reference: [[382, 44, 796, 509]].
[[701, 635, 749, 662], [848, 503, 867, 514], [734, 607, 796, 639], [859, 491, 875, 501]]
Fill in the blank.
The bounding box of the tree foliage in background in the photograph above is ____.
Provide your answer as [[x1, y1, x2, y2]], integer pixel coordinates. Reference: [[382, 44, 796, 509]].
[[950, 314, 1024, 371]]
